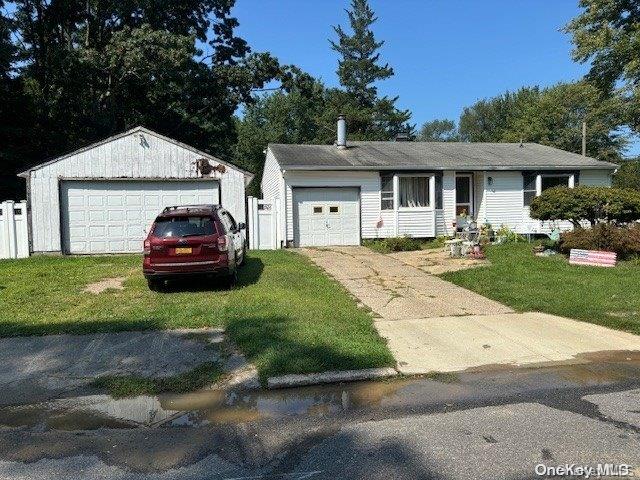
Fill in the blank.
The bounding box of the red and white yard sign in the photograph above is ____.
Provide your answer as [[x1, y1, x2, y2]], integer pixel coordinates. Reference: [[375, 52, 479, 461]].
[[569, 249, 617, 267]]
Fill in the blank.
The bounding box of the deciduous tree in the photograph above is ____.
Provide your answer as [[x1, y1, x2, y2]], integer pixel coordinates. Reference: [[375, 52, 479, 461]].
[[565, 0, 640, 133], [459, 82, 626, 162], [417, 119, 459, 142]]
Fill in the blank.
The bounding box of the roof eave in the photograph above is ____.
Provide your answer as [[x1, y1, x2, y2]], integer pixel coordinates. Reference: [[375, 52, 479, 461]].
[[280, 164, 618, 171]]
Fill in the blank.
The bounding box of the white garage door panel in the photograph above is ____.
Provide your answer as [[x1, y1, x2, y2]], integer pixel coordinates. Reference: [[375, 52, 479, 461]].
[[62, 180, 219, 254], [293, 188, 360, 247]]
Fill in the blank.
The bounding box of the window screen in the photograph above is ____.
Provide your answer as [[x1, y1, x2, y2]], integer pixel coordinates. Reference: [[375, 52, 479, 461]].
[[455, 176, 471, 204]]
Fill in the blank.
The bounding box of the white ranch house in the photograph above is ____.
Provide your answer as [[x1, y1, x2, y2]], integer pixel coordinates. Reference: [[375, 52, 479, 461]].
[[260, 119, 617, 248], [18, 127, 252, 255]]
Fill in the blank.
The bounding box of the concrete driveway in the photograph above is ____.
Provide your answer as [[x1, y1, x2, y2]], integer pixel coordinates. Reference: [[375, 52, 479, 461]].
[[301, 247, 640, 374]]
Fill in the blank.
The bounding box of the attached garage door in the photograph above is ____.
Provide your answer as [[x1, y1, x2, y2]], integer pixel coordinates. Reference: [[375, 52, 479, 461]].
[[293, 187, 360, 247], [61, 180, 219, 254]]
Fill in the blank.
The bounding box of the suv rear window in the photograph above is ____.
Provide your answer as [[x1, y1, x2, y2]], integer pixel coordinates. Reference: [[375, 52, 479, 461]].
[[153, 216, 216, 238]]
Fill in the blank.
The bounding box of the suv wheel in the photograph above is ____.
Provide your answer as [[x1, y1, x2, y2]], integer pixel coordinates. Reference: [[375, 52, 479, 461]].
[[224, 268, 237, 289], [147, 278, 164, 291], [238, 246, 246, 266]]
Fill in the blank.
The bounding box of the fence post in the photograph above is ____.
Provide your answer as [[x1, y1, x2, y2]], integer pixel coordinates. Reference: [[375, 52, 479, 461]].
[[274, 197, 282, 249], [5, 201, 17, 258], [0, 202, 6, 258], [247, 196, 257, 250], [15, 201, 29, 258]]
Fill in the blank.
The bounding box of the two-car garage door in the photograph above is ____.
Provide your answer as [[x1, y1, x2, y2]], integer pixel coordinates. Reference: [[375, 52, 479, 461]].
[[293, 188, 360, 247], [61, 180, 219, 254]]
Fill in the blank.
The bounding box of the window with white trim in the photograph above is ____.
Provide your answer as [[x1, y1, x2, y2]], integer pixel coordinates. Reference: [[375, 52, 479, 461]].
[[541, 174, 570, 192], [523, 173, 537, 206], [523, 173, 574, 206], [380, 174, 394, 210], [399, 176, 430, 208]]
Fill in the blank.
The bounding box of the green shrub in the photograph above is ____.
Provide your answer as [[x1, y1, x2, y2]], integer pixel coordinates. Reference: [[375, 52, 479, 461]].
[[529, 186, 640, 227], [539, 238, 558, 250], [495, 225, 525, 243], [559, 224, 640, 260], [422, 236, 448, 249], [363, 236, 424, 253], [613, 160, 640, 191]]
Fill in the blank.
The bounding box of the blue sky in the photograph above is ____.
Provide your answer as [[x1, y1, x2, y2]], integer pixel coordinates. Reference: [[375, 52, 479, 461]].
[[231, 0, 639, 157]]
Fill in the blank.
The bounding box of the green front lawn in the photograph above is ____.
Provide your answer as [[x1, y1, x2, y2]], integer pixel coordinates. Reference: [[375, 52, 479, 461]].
[[441, 243, 640, 335], [0, 251, 394, 380]]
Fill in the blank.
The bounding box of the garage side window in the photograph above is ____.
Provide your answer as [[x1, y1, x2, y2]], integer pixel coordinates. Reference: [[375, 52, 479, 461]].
[[380, 174, 394, 210], [399, 177, 430, 208]]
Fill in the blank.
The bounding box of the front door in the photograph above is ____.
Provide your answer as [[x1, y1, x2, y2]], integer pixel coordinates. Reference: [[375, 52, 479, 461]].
[[455, 174, 473, 224]]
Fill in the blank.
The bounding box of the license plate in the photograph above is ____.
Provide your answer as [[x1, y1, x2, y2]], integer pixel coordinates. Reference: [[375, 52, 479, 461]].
[[175, 247, 192, 254]]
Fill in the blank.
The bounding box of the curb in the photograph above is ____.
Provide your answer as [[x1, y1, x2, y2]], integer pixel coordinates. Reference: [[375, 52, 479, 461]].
[[267, 367, 398, 389]]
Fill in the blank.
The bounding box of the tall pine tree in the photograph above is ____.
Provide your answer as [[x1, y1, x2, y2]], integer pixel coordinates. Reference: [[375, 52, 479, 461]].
[[330, 0, 392, 107], [328, 0, 412, 140]]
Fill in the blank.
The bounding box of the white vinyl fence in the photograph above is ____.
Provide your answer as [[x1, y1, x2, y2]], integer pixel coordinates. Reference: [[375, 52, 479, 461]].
[[0, 200, 29, 259], [247, 196, 282, 250]]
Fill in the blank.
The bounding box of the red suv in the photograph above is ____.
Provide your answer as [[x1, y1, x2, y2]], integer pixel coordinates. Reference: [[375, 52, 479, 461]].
[[143, 205, 246, 290]]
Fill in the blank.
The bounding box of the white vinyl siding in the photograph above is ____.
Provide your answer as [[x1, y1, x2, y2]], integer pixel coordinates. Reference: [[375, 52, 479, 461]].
[[261, 148, 285, 201], [483, 171, 527, 230], [474, 172, 486, 222], [398, 210, 435, 237], [441, 171, 456, 236], [27, 129, 248, 253], [283, 171, 437, 242], [580, 169, 612, 187], [284, 170, 385, 241], [269, 151, 615, 243]]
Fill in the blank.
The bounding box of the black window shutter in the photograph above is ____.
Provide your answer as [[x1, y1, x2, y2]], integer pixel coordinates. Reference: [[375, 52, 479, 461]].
[[435, 173, 443, 209]]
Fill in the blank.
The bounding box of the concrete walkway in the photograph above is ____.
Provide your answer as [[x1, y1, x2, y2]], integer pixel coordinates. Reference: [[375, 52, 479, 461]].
[[301, 247, 640, 374]]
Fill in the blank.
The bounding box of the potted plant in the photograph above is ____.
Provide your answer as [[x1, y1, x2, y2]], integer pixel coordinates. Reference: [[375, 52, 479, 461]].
[[481, 223, 494, 241]]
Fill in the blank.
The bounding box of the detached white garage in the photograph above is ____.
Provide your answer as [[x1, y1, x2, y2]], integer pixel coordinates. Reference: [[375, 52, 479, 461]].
[[19, 127, 252, 254]]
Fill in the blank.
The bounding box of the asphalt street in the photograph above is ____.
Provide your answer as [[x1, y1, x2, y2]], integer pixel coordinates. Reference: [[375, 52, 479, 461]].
[[1, 357, 639, 480]]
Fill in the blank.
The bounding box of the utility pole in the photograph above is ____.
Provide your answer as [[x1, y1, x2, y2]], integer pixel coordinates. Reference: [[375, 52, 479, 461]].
[[582, 121, 587, 156]]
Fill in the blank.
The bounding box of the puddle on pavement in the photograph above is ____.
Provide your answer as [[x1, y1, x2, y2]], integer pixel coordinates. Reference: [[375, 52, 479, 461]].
[[2, 350, 640, 432], [0, 379, 415, 431]]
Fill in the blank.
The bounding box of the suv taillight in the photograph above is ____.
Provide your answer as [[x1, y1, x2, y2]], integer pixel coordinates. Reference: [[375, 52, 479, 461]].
[[143, 239, 151, 255], [217, 235, 228, 252]]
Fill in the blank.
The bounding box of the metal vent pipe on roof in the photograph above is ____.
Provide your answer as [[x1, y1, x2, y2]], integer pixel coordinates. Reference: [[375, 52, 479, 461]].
[[337, 115, 347, 149]]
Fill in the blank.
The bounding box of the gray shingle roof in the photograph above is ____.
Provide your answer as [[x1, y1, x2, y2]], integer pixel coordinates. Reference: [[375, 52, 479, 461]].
[[268, 141, 618, 171]]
